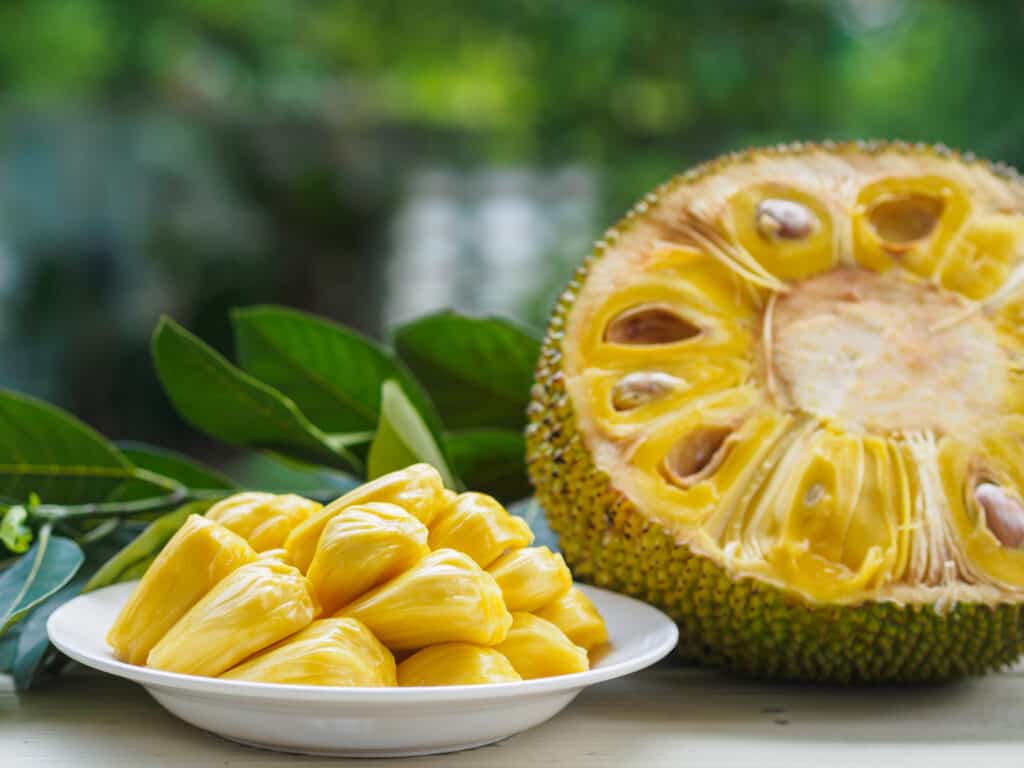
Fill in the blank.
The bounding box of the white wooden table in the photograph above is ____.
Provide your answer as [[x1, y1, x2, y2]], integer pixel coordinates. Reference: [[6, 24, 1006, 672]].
[[3, 660, 1023, 767]]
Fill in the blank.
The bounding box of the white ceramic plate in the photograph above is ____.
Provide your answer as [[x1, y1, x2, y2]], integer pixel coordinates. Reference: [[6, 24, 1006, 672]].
[[48, 581, 678, 757]]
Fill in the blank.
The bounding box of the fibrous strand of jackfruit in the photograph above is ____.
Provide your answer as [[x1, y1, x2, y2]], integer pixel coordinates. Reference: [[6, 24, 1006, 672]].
[[306, 502, 429, 614], [107, 515, 256, 665], [147, 560, 316, 677], [338, 548, 512, 651], [221, 618, 396, 686], [396, 643, 521, 686], [206, 492, 321, 552]]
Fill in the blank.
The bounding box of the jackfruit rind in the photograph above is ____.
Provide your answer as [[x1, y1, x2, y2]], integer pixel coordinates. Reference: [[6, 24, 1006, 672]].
[[107, 514, 257, 665], [338, 548, 512, 651], [428, 492, 534, 567], [147, 559, 316, 677], [396, 643, 521, 686], [221, 618, 397, 687], [527, 142, 1024, 682], [493, 613, 589, 680], [486, 546, 573, 612], [534, 588, 609, 651], [306, 502, 430, 614], [286, 463, 447, 572], [206, 492, 321, 552]]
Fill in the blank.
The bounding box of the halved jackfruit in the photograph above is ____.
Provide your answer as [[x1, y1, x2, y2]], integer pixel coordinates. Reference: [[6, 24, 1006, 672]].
[[428, 492, 534, 566], [306, 502, 429, 614], [107, 515, 256, 665], [206, 492, 321, 552], [396, 643, 521, 686], [221, 618, 396, 686], [534, 588, 609, 651], [527, 142, 1024, 682], [486, 546, 573, 612], [147, 560, 316, 677], [338, 548, 512, 651], [493, 613, 589, 680], [286, 464, 448, 572]]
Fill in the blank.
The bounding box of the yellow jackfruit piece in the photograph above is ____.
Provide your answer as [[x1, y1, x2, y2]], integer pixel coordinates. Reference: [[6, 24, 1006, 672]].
[[221, 618, 396, 687], [206, 492, 321, 552], [486, 546, 573, 612], [286, 464, 448, 572], [339, 548, 512, 651], [255, 548, 290, 564], [147, 560, 316, 677], [428, 492, 534, 567], [493, 613, 589, 680], [107, 515, 256, 665], [396, 643, 521, 686], [306, 502, 429, 615], [534, 588, 609, 651]]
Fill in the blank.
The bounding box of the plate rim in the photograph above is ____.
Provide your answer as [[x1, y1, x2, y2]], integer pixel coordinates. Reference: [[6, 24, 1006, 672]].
[[47, 581, 678, 705]]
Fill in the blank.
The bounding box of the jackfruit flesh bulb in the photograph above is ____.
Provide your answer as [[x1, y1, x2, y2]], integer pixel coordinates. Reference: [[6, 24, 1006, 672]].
[[396, 643, 521, 686], [286, 464, 448, 572], [306, 502, 430, 614], [526, 142, 1024, 682], [428, 492, 534, 566], [534, 588, 609, 651], [487, 546, 573, 612], [494, 613, 589, 680], [339, 548, 512, 651], [147, 560, 317, 677], [206, 492, 321, 552], [221, 618, 397, 686], [107, 515, 256, 665]]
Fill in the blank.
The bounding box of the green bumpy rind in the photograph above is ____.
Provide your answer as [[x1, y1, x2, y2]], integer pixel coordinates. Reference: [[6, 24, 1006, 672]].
[[525, 141, 1024, 683]]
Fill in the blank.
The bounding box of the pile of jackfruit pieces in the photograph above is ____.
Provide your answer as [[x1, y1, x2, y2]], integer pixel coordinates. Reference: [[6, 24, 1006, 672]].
[[107, 464, 608, 687]]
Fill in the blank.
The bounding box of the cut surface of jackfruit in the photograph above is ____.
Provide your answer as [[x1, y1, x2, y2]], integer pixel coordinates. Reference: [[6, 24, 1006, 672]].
[[221, 618, 396, 686], [487, 546, 573, 612], [493, 613, 589, 680], [534, 588, 609, 651], [286, 464, 448, 572], [396, 643, 521, 686], [527, 142, 1024, 682], [206, 492, 321, 552], [338, 548, 512, 651], [428, 492, 534, 566], [107, 514, 256, 665], [147, 560, 316, 677], [306, 502, 430, 614]]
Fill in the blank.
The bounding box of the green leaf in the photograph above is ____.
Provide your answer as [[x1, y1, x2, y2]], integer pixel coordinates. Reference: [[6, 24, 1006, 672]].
[[507, 497, 559, 551], [1, 506, 33, 553], [0, 526, 84, 633], [152, 317, 361, 473], [393, 311, 541, 431], [108, 442, 238, 501], [0, 389, 135, 504], [83, 501, 213, 593], [12, 580, 80, 689], [444, 429, 531, 503], [368, 380, 456, 488], [233, 306, 443, 437]]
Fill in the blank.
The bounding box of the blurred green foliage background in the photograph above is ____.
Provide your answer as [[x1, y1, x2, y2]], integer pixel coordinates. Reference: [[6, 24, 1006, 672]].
[[0, 0, 1020, 466]]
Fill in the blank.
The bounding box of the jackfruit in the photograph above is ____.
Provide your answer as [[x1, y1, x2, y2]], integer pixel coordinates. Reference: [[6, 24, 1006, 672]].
[[534, 588, 609, 651], [206, 492, 321, 552], [526, 142, 1024, 682], [428, 492, 534, 566], [286, 464, 448, 572], [396, 643, 521, 686], [107, 515, 256, 665], [306, 502, 430, 614], [487, 546, 572, 612], [221, 618, 396, 686], [338, 548, 512, 651], [147, 560, 316, 677], [493, 613, 589, 680]]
